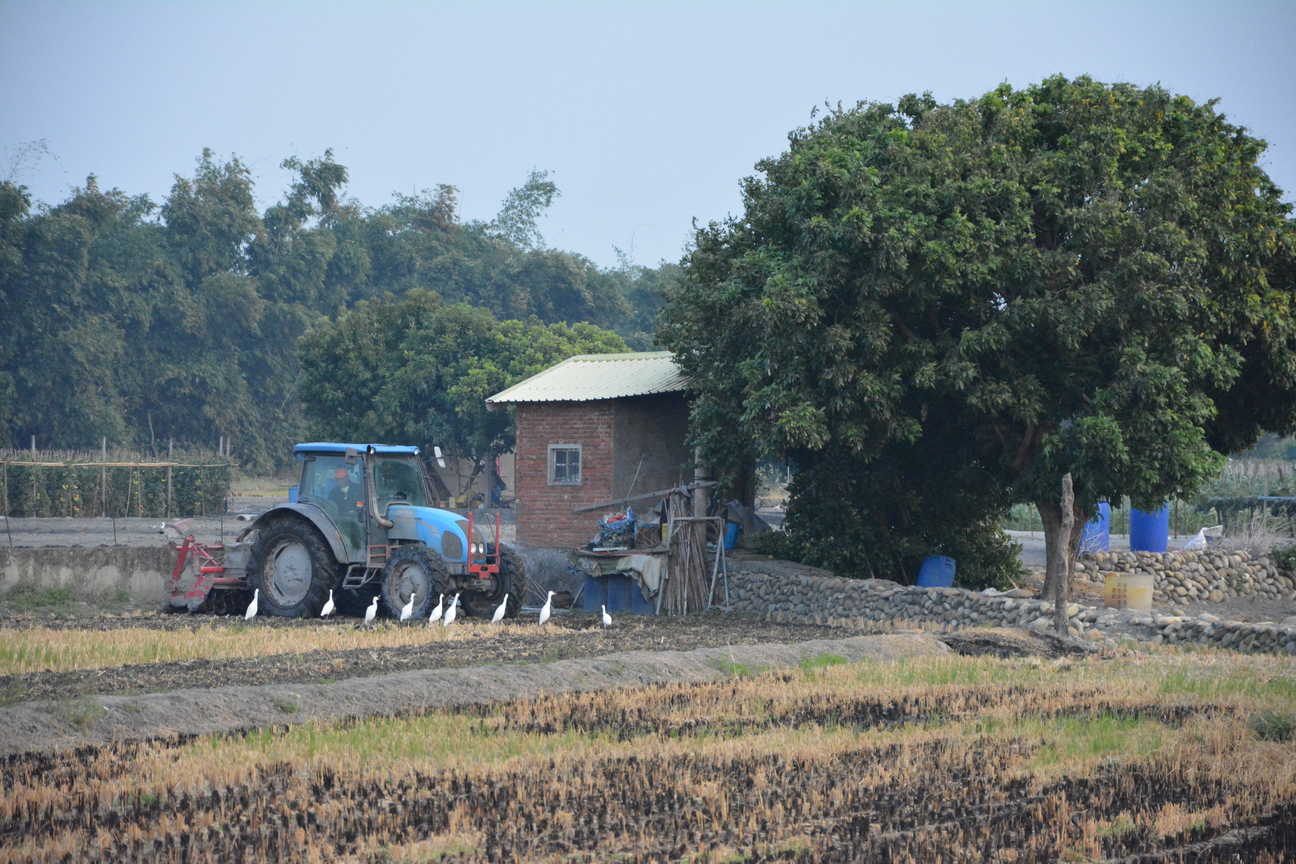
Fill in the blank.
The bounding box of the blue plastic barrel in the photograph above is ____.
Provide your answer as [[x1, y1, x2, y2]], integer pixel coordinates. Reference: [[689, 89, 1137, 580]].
[[724, 522, 739, 549], [916, 555, 956, 588], [1130, 504, 1170, 553], [1080, 502, 1111, 552]]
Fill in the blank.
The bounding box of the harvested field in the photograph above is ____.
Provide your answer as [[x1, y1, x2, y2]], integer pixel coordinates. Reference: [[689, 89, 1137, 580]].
[[0, 614, 864, 703], [2, 639, 1295, 862]]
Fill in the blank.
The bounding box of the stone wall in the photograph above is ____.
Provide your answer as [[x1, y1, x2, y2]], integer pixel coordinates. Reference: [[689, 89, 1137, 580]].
[[1075, 548, 1295, 604], [725, 557, 1296, 656]]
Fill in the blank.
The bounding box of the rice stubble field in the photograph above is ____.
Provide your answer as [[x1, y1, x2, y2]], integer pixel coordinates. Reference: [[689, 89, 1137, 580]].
[[0, 613, 1294, 862]]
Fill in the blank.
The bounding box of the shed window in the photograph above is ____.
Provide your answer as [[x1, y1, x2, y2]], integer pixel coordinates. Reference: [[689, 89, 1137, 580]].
[[548, 445, 581, 485]]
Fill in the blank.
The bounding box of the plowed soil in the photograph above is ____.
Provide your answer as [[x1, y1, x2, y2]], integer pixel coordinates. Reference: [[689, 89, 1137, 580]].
[[0, 612, 861, 704]]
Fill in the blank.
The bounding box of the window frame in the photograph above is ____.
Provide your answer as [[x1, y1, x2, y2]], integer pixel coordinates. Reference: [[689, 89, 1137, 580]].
[[547, 443, 582, 486]]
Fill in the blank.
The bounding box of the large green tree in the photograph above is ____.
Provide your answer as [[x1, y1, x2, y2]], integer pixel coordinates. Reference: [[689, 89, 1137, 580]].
[[296, 288, 626, 492], [660, 75, 1296, 587]]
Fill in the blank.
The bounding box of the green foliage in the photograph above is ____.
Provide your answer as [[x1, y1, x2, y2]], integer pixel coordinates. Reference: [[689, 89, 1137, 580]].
[[2, 155, 670, 474], [1270, 542, 1296, 573], [1, 458, 229, 518], [660, 75, 1296, 585], [297, 290, 626, 469], [1249, 710, 1296, 742], [488, 169, 560, 251], [4, 585, 75, 613]]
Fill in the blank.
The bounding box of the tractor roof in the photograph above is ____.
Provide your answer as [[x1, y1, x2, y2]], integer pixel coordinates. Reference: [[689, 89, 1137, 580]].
[[293, 443, 422, 457]]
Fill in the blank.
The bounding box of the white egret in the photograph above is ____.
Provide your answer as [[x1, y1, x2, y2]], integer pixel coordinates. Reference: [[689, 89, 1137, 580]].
[[244, 589, 259, 621], [443, 593, 460, 627], [491, 593, 509, 623], [399, 592, 417, 621], [428, 594, 444, 625], [364, 595, 379, 625], [320, 590, 335, 618], [602, 605, 612, 628], [539, 590, 555, 626]]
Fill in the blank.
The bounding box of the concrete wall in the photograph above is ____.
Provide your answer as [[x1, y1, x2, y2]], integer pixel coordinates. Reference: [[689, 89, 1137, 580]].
[[0, 547, 172, 604], [612, 393, 690, 504], [514, 401, 615, 547]]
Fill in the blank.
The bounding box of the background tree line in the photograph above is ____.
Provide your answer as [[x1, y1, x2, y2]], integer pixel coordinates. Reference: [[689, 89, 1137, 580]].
[[0, 151, 673, 472]]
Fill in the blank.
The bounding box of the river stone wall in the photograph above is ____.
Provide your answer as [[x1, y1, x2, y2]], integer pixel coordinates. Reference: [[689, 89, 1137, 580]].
[[726, 557, 1296, 656], [1075, 548, 1295, 604]]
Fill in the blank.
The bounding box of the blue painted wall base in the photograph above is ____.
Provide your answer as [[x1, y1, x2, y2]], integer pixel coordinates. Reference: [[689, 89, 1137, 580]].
[[583, 573, 655, 615]]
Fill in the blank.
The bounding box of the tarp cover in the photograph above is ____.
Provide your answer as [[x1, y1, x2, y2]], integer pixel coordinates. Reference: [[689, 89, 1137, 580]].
[[570, 550, 667, 599]]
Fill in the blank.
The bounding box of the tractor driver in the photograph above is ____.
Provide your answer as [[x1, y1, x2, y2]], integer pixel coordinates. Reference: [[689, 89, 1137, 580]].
[[327, 467, 360, 511]]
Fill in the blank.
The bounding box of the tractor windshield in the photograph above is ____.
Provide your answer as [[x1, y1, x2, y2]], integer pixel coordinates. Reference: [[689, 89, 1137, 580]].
[[373, 455, 430, 510]]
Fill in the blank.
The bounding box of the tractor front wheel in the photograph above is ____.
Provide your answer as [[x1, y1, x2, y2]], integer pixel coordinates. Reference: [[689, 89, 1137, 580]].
[[461, 543, 527, 619], [381, 545, 449, 620], [248, 518, 337, 618]]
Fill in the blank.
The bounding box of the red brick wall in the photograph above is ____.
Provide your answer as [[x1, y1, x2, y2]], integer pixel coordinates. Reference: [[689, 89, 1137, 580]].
[[514, 401, 615, 548]]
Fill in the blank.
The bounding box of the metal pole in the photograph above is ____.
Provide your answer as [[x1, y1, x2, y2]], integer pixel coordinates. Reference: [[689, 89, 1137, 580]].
[[165, 438, 173, 519], [101, 437, 107, 518]]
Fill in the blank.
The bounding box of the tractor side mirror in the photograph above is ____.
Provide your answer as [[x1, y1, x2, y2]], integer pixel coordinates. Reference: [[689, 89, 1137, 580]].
[[345, 447, 359, 465]]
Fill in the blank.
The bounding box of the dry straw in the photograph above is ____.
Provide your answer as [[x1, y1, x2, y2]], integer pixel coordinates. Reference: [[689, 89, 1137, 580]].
[[1, 648, 1293, 862]]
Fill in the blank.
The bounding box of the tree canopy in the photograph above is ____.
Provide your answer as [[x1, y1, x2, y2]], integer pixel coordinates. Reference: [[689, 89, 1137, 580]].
[[660, 75, 1296, 585], [1, 151, 671, 470], [296, 289, 627, 485]]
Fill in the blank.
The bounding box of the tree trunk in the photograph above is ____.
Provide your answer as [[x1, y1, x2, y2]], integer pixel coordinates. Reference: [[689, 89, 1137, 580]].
[[1053, 474, 1074, 635], [1036, 487, 1085, 610]]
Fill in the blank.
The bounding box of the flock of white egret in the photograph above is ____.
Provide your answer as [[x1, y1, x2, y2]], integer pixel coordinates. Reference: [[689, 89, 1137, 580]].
[[242, 585, 612, 628]]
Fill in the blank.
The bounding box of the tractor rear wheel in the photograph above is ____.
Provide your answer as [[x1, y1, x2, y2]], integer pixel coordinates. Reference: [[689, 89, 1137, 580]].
[[461, 543, 527, 619], [381, 544, 450, 620], [248, 517, 336, 618]]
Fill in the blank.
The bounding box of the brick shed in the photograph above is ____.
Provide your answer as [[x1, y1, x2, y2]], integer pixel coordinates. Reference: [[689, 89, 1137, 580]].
[[486, 352, 691, 549]]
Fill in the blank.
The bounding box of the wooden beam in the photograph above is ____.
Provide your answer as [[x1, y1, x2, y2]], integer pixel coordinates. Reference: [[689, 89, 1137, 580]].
[[572, 481, 717, 514]]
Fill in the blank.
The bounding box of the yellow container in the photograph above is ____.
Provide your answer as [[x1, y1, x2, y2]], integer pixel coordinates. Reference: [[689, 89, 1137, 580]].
[[1104, 572, 1153, 614]]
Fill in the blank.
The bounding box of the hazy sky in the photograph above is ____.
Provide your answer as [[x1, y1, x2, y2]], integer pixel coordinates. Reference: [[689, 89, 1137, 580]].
[[2, 1, 1293, 268]]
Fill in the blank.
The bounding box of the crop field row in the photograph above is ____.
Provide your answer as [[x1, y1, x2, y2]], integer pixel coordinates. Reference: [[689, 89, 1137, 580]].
[[0, 620, 528, 677], [3, 650, 1295, 862]]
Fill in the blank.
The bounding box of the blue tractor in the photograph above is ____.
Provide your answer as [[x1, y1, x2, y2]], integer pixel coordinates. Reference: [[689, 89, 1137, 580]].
[[223, 443, 524, 620]]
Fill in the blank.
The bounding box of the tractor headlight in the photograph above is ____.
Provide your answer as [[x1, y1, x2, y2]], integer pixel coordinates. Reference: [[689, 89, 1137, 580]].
[[470, 543, 485, 555]]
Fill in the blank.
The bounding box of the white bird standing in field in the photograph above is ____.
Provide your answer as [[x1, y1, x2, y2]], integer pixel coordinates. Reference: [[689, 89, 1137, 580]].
[[491, 593, 509, 623], [364, 595, 379, 625], [443, 593, 460, 627], [244, 589, 259, 621], [320, 590, 335, 618], [428, 593, 444, 625], [400, 592, 417, 622], [538, 590, 555, 626], [602, 604, 612, 628]]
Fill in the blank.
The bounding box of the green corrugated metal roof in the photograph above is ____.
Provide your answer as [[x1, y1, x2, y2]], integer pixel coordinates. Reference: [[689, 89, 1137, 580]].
[[486, 351, 687, 404]]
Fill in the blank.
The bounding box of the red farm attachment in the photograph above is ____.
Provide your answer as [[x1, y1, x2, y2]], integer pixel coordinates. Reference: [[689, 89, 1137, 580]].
[[163, 519, 250, 612], [465, 511, 502, 579]]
